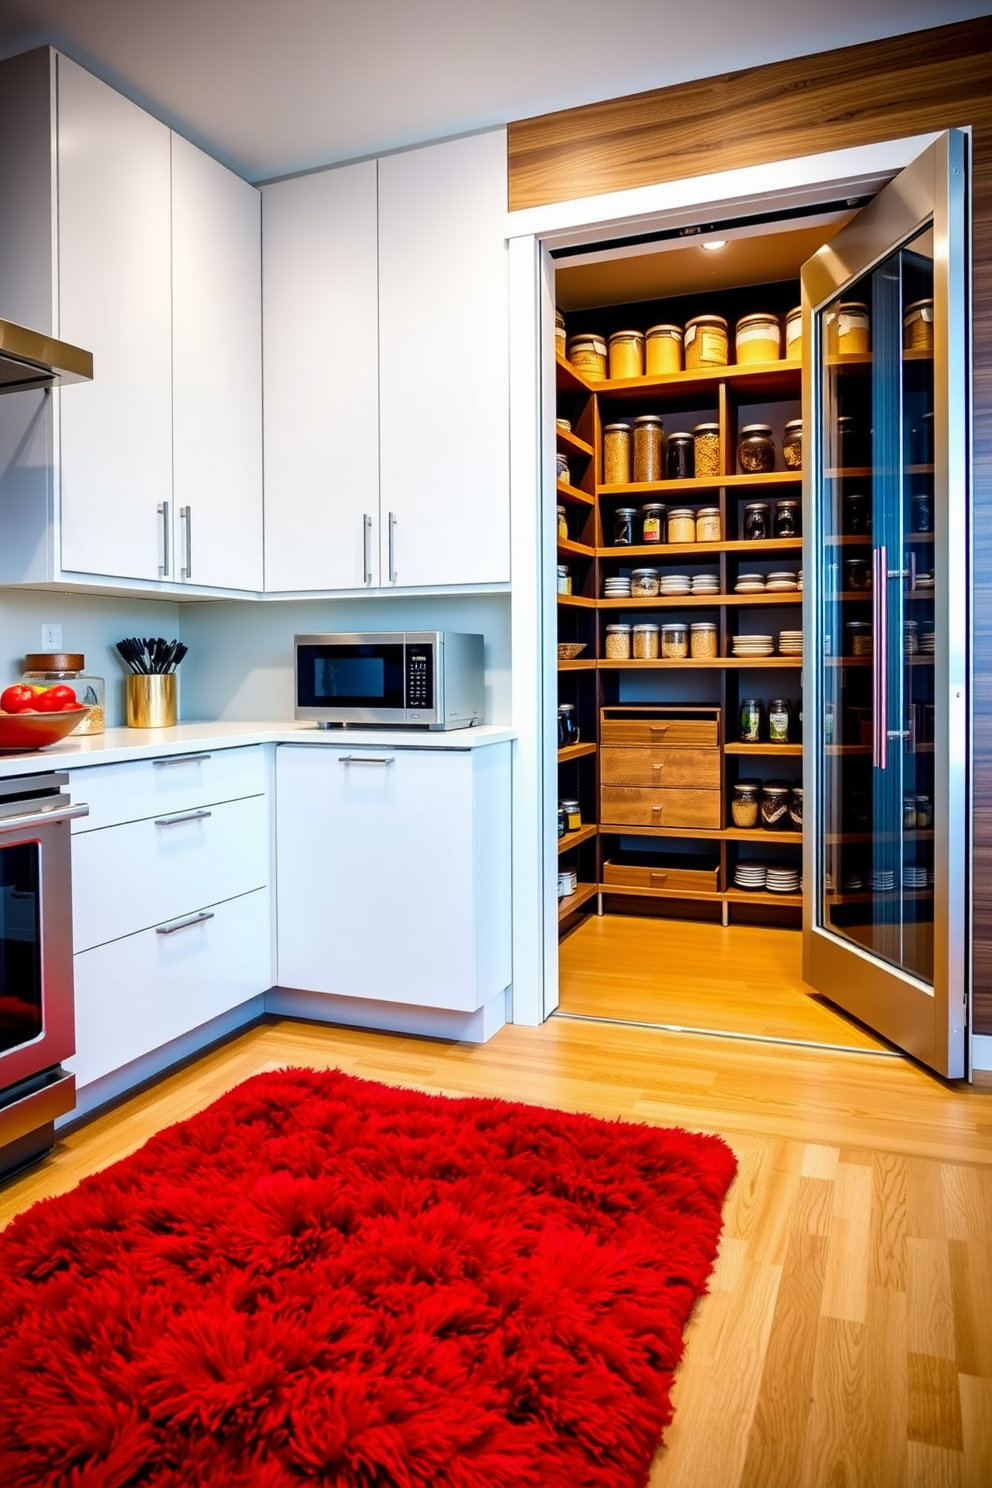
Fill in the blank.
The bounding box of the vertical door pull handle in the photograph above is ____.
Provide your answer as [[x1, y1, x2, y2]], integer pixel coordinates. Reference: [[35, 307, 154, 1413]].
[[181, 505, 192, 580], [872, 544, 888, 771], [158, 501, 170, 578], [363, 514, 373, 585], [388, 511, 397, 584]]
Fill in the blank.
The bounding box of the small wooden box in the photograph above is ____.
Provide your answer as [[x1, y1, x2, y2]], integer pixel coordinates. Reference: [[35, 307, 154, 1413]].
[[602, 852, 720, 894]]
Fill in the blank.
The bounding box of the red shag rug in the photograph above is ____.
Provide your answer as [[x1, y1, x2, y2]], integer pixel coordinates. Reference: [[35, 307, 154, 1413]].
[[0, 1068, 736, 1487]]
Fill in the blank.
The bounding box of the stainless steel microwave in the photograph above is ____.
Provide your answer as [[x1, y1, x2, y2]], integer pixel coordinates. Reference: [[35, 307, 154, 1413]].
[[294, 632, 485, 730]]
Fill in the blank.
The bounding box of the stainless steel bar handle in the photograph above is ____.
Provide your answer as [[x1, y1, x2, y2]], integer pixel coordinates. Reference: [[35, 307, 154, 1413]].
[[156, 910, 215, 937], [154, 809, 212, 827], [181, 505, 192, 580], [338, 755, 395, 765], [0, 803, 89, 835], [363, 514, 373, 585], [872, 544, 888, 771], [388, 511, 397, 584], [153, 753, 212, 767], [158, 500, 170, 578]]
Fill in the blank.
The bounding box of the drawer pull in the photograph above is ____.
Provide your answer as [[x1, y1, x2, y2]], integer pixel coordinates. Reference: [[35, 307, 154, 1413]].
[[153, 753, 212, 767], [652, 762, 663, 771], [155, 809, 212, 827], [338, 755, 395, 766], [156, 910, 215, 937], [649, 725, 669, 732], [649, 871, 669, 882], [651, 804, 663, 813]]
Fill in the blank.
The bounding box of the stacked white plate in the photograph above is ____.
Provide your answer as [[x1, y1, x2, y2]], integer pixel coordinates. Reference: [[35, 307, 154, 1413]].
[[870, 868, 896, 893], [735, 862, 767, 890], [842, 872, 864, 893], [691, 574, 720, 595], [766, 570, 798, 592], [766, 865, 801, 894], [604, 577, 632, 597], [915, 572, 934, 590], [921, 630, 935, 653], [778, 630, 804, 655], [735, 573, 766, 593], [659, 574, 691, 595], [732, 634, 774, 657], [797, 570, 804, 590], [903, 865, 929, 889]]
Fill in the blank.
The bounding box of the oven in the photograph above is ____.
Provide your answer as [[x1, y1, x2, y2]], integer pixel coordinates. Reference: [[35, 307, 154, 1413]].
[[0, 772, 88, 1178]]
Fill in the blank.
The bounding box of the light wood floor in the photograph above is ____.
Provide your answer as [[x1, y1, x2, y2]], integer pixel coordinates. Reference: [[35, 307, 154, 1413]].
[[560, 916, 892, 1051], [3, 1014, 991, 1487]]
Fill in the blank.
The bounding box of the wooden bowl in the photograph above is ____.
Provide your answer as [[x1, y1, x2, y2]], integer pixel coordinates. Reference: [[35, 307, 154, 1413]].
[[0, 709, 89, 752]]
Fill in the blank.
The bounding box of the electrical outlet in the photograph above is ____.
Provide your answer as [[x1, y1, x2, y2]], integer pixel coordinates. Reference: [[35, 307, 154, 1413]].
[[41, 623, 62, 650]]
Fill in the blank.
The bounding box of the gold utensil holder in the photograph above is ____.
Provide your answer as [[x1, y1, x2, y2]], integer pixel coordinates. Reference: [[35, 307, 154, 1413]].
[[127, 674, 176, 728]]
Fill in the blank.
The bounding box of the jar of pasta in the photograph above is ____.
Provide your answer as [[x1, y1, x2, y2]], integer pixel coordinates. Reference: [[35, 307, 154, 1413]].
[[836, 302, 870, 355], [785, 306, 802, 359], [567, 334, 607, 379], [605, 624, 632, 659], [633, 414, 664, 483], [632, 623, 660, 659], [739, 424, 775, 474], [661, 623, 688, 659], [667, 508, 696, 544], [630, 568, 660, 597], [641, 503, 667, 543], [693, 423, 721, 478], [735, 312, 781, 364], [695, 507, 721, 542], [782, 419, 803, 470], [603, 423, 632, 485], [608, 328, 644, 379], [904, 298, 934, 351], [614, 506, 638, 545], [690, 622, 718, 659], [555, 309, 566, 358], [645, 323, 683, 375], [732, 781, 761, 829], [667, 433, 694, 481], [684, 314, 729, 369]]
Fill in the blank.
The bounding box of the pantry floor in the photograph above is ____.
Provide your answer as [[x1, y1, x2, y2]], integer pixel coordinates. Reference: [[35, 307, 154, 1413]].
[[557, 916, 891, 1053]]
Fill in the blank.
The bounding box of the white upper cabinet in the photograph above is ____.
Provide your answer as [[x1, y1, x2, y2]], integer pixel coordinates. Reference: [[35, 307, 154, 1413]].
[[172, 133, 263, 590], [262, 161, 380, 592], [377, 130, 510, 588], [56, 55, 173, 582]]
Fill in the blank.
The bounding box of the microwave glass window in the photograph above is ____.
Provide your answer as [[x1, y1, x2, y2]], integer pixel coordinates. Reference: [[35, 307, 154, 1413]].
[[0, 842, 42, 1055], [297, 644, 405, 709]]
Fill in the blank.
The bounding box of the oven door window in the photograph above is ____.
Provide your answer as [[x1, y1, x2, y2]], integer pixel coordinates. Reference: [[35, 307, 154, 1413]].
[[0, 842, 41, 1053], [297, 644, 406, 709]]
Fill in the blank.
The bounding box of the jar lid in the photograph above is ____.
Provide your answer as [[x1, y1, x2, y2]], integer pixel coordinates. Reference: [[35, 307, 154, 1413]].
[[839, 301, 869, 313], [791, 784, 804, 796], [605, 623, 631, 632], [845, 620, 872, 630], [734, 779, 761, 792], [911, 492, 930, 502], [783, 419, 803, 431], [690, 622, 717, 631], [762, 782, 791, 795], [632, 623, 660, 632], [24, 652, 84, 671], [615, 506, 640, 516], [641, 502, 667, 513], [555, 309, 565, 328], [608, 328, 644, 343], [568, 334, 606, 352], [776, 499, 800, 509], [769, 697, 791, 707], [632, 413, 664, 426], [630, 567, 660, 577], [667, 507, 696, 518], [557, 503, 566, 513], [661, 623, 687, 632], [555, 417, 571, 431], [646, 323, 683, 338], [696, 506, 720, 516], [558, 702, 575, 711], [560, 798, 581, 809], [844, 490, 868, 500], [744, 502, 771, 511], [694, 422, 720, 434], [740, 424, 773, 435], [786, 305, 802, 319], [685, 314, 728, 329], [668, 431, 693, 442], [604, 422, 632, 433], [736, 312, 779, 329]]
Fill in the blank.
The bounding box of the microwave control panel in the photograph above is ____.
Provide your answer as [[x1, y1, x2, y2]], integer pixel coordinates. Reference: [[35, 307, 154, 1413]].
[[404, 646, 434, 710]]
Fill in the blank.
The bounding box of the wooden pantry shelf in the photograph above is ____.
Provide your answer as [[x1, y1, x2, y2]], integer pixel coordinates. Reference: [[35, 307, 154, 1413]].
[[558, 657, 596, 672], [558, 882, 598, 920], [555, 353, 594, 394], [557, 480, 595, 508], [592, 360, 801, 400], [598, 657, 803, 669], [597, 538, 802, 559], [557, 592, 597, 609], [724, 887, 804, 908], [597, 471, 802, 498], [557, 535, 596, 559], [601, 823, 802, 844], [724, 742, 804, 755], [558, 823, 597, 854], [556, 426, 594, 458], [558, 742, 597, 763], [595, 881, 804, 908], [826, 830, 934, 844], [596, 592, 802, 608]]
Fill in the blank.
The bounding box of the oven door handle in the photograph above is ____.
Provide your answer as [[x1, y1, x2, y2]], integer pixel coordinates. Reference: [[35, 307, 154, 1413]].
[[0, 803, 89, 834]]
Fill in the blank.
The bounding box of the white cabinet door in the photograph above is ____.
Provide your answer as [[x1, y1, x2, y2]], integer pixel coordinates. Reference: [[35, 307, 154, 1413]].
[[262, 161, 380, 592], [276, 744, 509, 1011], [377, 130, 510, 588], [56, 55, 173, 582], [172, 133, 262, 591]]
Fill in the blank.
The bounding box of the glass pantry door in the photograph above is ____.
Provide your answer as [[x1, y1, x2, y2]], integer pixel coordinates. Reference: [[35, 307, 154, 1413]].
[[801, 132, 969, 1078]]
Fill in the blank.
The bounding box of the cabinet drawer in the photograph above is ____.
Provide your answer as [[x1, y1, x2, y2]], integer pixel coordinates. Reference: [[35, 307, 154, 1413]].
[[601, 786, 721, 830], [73, 793, 268, 951], [69, 888, 270, 1090], [69, 745, 267, 832], [600, 747, 720, 789], [602, 854, 720, 894], [600, 718, 719, 748]]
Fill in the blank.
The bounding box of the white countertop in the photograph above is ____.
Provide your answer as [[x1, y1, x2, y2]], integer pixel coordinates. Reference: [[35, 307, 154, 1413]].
[[0, 720, 517, 777]]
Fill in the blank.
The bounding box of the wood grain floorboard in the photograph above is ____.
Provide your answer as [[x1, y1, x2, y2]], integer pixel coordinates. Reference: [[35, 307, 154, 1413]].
[[1, 1013, 991, 1484]]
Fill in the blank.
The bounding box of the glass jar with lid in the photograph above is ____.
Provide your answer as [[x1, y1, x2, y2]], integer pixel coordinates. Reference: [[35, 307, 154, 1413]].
[[667, 508, 696, 544], [743, 502, 771, 541], [661, 622, 688, 659], [843, 492, 872, 535], [632, 623, 660, 659], [739, 698, 764, 742], [761, 781, 792, 832], [557, 703, 579, 748], [566, 333, 607, 379], [788, 785, 803, 831], [632, 414, 664, 483], [608, 329, 644, 379], [21, 652, 105, 734], [605, 623, 632, 660], [667, 432, 694, 481], [735, 312, 781, 365], [684, 314, 728, 370], [645, 323, 683, 375], [904, 298, 934, 351], [556, 451, 570, 484], [557, 504, 568, 541], [768, 698, 792, 744], [613, 506, 639, 545], [690, 622, 717, 659], [603, 423, 632, 485], [835, 301, 870, 355], [555, 309, 566, 358], [739, 424, 775, 474], [641, 503, 667, 543], [630, 567, 660, 597], [557, 564, 572, 595], [845, 620, 873, 656], [774, 500, 800, 538], [782, 419, 803, 470], [693, 423, 721, 478], [560, 798, 582, 832], [911, 492, 933, 533], [732, 780, 761, 828], [785, 306, 802, 359], [695, 507, 721, 542]]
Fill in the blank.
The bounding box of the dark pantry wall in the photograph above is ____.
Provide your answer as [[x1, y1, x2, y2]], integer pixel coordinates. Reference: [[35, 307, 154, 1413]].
[[507, 16, 992, 1032]]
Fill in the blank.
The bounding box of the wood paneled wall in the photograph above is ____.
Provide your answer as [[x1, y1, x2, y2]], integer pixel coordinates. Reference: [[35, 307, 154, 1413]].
[[508, 18, 992, 1035]]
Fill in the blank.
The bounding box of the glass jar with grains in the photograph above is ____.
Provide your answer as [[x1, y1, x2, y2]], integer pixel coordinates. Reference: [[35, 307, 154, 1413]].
[[630, 567, 661, 597], [557, 505, 568, 541], [557, 564, 572, 595], [603, 423, 632, 486], [903, 298, 934, 352], [684, 314, 729, 370], [738, 424, 775, 474], [667, 432, 694, 481], [732, 781, 761, 829], [605, 624, 632, 660], [608, 329, 644, 380], [693, 423, 721, 478], [785, 306, 802, 359], [690, 622, 718, 659], [632, 624, 660, 660], [21, 652, 105, 734], [761, 781, 792, 832], [667, 508, 697, 544], [835, 301, 870, 355], [735, 312, 781, 365], [632, 414, 664, 483], [695, 507, 721, 543], [567, 334, 607, 380], [661, 623, 689, 659], [645, 323, 683, 375], [782, 419, 803, 470], [556, 451, 570, 484]]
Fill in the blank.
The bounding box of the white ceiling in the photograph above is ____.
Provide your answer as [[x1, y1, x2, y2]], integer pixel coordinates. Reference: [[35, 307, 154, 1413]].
[[0, 0, 988, 183]]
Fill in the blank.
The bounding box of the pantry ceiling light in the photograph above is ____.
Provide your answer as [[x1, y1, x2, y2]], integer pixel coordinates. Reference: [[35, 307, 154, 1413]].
[[701, 240, 728, 251]]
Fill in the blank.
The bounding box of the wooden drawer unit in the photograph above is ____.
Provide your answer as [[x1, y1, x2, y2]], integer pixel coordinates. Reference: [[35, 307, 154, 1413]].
[[601, 787, 721, 830], [600, 707, 720, 749], [601, 747, 720, 789], [602, 853, 720, 894]]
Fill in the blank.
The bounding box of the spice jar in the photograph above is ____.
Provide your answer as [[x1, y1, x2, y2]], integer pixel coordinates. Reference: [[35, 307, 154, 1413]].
[[738, 424, 775, 474], [735, 312, 781, 365], [915, 793, 933, 828], [641, 503, 667, 544], [555, 309, 566, 358], [632, 623, 660, 659], [911, 492, 933, 533], [557, 564, 572, 595], [630, 567, 661, 597], [603, 423, 632, 485], [645, 323, 683, 375], [903, 298, 933, 352], [846, 620, 873, 656], [608, 329, 644, 380], [667, 432, 694, 481], [788, 786, 803, 832], [557, 703, 579, 747], [614, 506, 638, 545], [557, 505, 568, 541], [561, 798, 582, 832], [693, 423, 721, 478], [661, 622, 688, 659], [774, 500, 800, 539], [632, 414, 664, 483], [556, 452, 570, 485], [785, 306, 802, 359], [844, 493, 871, 535], [743, 502, 771, 541], [567, 334, 607, 379], [836, 301, 870, 355], [690, 622, 718, 659], [761, 781, 792, 832], [605, 624, 632, 659], [696, 507, 721, 542], [740, 698, 764, 743], [21, 652, 105, 734], [782, 419, 803, 470], [684, 314, 729, 369], [667, 508, 696, 544], [768, 698, 792, 744], [732, 781, 761, 829]]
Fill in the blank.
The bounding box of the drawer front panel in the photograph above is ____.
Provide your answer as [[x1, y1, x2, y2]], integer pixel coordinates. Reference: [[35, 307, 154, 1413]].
[[601, 786, 721, 829], [601, 858, 720, 893], [73, 793, 269, 951], [69, 745, 267, 832], [69, 888, 270, 1090], [600, 718, 719, 748], [600, 747, 720, 789]]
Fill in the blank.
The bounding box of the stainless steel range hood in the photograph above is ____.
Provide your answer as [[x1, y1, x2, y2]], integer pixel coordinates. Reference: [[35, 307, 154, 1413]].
[[0, 317, 92, 393]]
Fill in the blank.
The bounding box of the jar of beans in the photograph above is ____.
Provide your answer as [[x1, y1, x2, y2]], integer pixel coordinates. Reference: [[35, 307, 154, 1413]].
[[782, 419, 803, 470], [761, 781, 792, 831], [684, 314, 728, 370], [667, 508, 696, 544], [633, 414, 664, 482], [735, 312, 781, 365], [632, 623, 660, 659], [690, 622, 718, 659], [630, 568, 661, 597], [694, 423, 721, 478], [603, 423, 632, 485], [667, 432, 694, 480], [785, 306, 802, 359], [739, 424, 775, 474], [567, 334, 607, 379], [903, 298, 933, 351], [608, 329, 644, 379], [732, 781, 761, 829], [836, 301, 870, 355], [605, 624, 632, 659], [661, 623, 688, 659], [645, 323, 683, 375]]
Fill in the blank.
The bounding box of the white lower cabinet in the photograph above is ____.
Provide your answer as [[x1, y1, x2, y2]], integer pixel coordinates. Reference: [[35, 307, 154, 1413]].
[[69, 889, 270, 1090], [275, 743, 511, 1012]]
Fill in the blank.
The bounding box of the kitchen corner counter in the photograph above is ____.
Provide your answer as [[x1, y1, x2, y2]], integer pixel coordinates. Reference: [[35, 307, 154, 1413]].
[[0, 720, 518, 777]]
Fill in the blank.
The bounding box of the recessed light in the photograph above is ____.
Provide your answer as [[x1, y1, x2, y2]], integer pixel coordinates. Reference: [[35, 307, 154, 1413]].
[[701, 239, 728, 252]]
